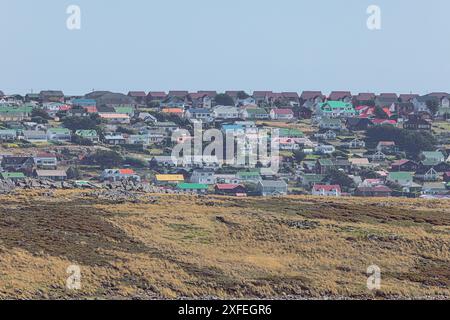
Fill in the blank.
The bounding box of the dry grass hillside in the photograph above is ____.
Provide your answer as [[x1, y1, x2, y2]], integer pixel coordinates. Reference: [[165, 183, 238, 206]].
[[0, 190, 449, 300]]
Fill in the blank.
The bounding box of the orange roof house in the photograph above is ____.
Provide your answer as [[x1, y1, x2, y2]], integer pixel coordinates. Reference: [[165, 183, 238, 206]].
[[119, 169, 135, 175], [162, 108, 184, 116]]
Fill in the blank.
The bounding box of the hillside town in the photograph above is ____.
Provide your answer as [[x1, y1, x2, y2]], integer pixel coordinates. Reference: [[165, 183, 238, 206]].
[[1, 89, 450, 198]]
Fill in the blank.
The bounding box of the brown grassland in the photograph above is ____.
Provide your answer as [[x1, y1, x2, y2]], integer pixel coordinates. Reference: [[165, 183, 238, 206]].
[[0, 190, 449, 300]]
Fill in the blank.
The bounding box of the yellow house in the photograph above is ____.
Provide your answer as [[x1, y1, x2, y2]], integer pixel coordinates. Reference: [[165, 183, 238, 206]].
[[155, 174, 185, 185]]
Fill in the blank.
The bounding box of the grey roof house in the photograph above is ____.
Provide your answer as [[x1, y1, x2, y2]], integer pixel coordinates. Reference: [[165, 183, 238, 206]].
[[257, 180, 288, 196]]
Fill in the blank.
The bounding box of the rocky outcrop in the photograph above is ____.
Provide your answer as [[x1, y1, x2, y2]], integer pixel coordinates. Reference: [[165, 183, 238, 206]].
[[0, 177, 174, 195]]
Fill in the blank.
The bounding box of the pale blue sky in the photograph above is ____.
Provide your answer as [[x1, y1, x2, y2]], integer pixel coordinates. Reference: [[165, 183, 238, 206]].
[[1, 0, 450, 95]]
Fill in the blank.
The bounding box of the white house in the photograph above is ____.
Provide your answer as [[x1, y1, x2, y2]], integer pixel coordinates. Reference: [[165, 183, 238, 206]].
[[47, 128, 71, 142], [185, 108, 213, 123], [343, 138, 366, 149], [270, 108, 294, 121], [319, 118, 344, 131], [22, 130, 48, 143], [101, 169, 141, 182], [314, 130, 337, 141], [34, 153, 58, 169], [257, 180, 288, 196], [315, 144, 336, 155], [312, 184, 342, 197], [213, 106, 240, 119], [190, 169, 216, 185]]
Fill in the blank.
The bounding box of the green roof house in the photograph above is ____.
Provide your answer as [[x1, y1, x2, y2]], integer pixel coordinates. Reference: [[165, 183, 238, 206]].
[[0, 172, 26, 181], [316, 159, 334, 174], [237, 170, 262, 182], [0, 106, 33, 121], [317, 101, 356, 118], [241, 108, 270, 120], [177, 183, 208, 193], [75, 130, 99, 143], [113, 106, 134, 116], [47, 128, 72, 142], [387, 172, 413, 186], [420, 151, 445, 165], [279, 128, 305, 138], [0, 129, 17, 141]]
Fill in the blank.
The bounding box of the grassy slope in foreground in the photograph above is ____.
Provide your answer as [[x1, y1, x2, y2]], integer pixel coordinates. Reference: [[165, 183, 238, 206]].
[[0, 190, 449, 300]]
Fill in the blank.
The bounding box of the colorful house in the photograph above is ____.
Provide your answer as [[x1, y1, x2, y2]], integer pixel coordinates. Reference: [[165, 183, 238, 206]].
[[155, 174, 185, 185], [101, 169, 141, 182], [312, 184, 342, 197], [177, 183, 208, 194], [270, 108, 294, 121], [317, 101, 356, 118], [0, 172, 26, 181], [75, 130, 100, 143], [47, 128, 72, 142]]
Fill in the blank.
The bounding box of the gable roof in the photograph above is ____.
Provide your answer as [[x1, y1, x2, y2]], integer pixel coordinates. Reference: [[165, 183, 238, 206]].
[[147, 91, 167, 98], [259, 180, 287, 188], [224, 91, 242, 98], [272, 108, 294, 115], [252, 91, 273, 98], [162, 108, 184, 114], [35, 152, 57, 158], [388, 172, 413, 180], [1, 172, 26, 179], [245, 108, 268, 115], [421, 151, 445, 159], [75, 129, 98, 137], [119, 169, 136, 175], [301, 91, 324, 101], [313, 184, 341, 192], [391, 159, 413, 167], [357, 185, 392, 193], [399, 94, 419, 102], [377, 141, 396, 146], [237, 170, 261, 179], [329, 91, 352, 100], [155, 174, 184, 182], [99, 113, 130, 119], [426, 92, 449, 99], [168, 91, 189, 98], [355, 93, 376, 101], [215, 184, 245, 190], [177, 183, 208, 190], [197, 91, 217, 98], [281, 92, 299, 99], [48, 128, 71, 134], [127, 91, 146, 97], [189, 108, 211, 114], [95, 92, 136, 105], [188, 92, 208, 100], [36, 169, 67, 177], [40, 90, 64, 97], [349, 158, 370, 165], [317, 159, 334, 166], [378, 93, 398, 99]]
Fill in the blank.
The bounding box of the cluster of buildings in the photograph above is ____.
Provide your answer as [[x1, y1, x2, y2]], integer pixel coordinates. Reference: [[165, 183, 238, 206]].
[[1, 89, 450, 198]]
